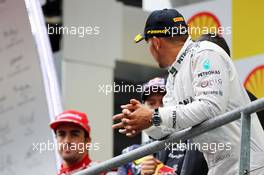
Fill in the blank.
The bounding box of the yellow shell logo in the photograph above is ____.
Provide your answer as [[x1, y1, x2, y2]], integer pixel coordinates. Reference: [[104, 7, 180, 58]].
[[244, 65, 264, 98], [187, 12, 221, 40]]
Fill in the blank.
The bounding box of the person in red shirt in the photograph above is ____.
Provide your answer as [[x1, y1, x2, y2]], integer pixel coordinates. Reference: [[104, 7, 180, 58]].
[[50, 110, 104, 175]]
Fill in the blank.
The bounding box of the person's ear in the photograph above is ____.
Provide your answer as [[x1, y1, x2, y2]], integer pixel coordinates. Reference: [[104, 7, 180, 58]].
[[84, 137, 89, 143], [152, 37, 161, 50]]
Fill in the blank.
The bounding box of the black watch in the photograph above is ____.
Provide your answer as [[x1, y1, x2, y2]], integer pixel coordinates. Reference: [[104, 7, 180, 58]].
[[152, 108, 162, 126]]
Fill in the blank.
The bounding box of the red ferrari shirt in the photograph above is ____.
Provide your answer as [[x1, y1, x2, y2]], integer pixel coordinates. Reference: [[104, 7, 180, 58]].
[[57, 156, 93, 175]]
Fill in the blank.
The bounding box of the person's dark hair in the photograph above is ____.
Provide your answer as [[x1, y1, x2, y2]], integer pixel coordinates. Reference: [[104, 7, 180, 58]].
[[197, 33, 230, 56], [84, 131, 90, 139]]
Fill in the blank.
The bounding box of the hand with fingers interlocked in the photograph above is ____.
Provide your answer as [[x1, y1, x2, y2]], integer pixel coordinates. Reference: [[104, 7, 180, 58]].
[[112, 99, 154, 137]]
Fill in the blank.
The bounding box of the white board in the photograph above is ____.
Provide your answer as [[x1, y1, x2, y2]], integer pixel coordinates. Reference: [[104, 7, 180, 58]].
[[0, 0, 62, 174]]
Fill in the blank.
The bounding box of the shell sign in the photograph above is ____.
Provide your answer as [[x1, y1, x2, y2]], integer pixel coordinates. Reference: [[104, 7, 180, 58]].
[[187, 12, 221, 40], [244, 65, 264, 98]]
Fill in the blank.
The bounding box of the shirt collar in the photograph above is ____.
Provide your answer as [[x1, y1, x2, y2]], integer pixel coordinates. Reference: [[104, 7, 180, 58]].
[[58, 155, 91, 175], [168, 36, 193, 76]]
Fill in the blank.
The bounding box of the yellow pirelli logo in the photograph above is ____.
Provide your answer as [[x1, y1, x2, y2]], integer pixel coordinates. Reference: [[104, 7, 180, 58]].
[[173, 17, 184, 22], [147, 29, 166, 34]]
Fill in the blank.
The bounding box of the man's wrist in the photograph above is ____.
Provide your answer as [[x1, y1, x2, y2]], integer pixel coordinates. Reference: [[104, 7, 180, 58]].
[[152, 108, 162, 126]]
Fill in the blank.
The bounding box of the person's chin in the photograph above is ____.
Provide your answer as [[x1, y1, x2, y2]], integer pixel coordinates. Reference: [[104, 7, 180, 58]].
[[158, 63, 168, 69], [62, 153, 76, 161]]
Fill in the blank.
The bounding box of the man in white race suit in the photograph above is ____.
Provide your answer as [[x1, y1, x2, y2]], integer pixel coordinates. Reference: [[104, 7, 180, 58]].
[[112, 9, 264, 175]]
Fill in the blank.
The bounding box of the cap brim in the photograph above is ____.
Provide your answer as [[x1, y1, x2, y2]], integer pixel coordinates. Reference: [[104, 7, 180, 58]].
[[50, 119, 90, 134], [50, 119, 79, 129], [134, 33, 145, 43]]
